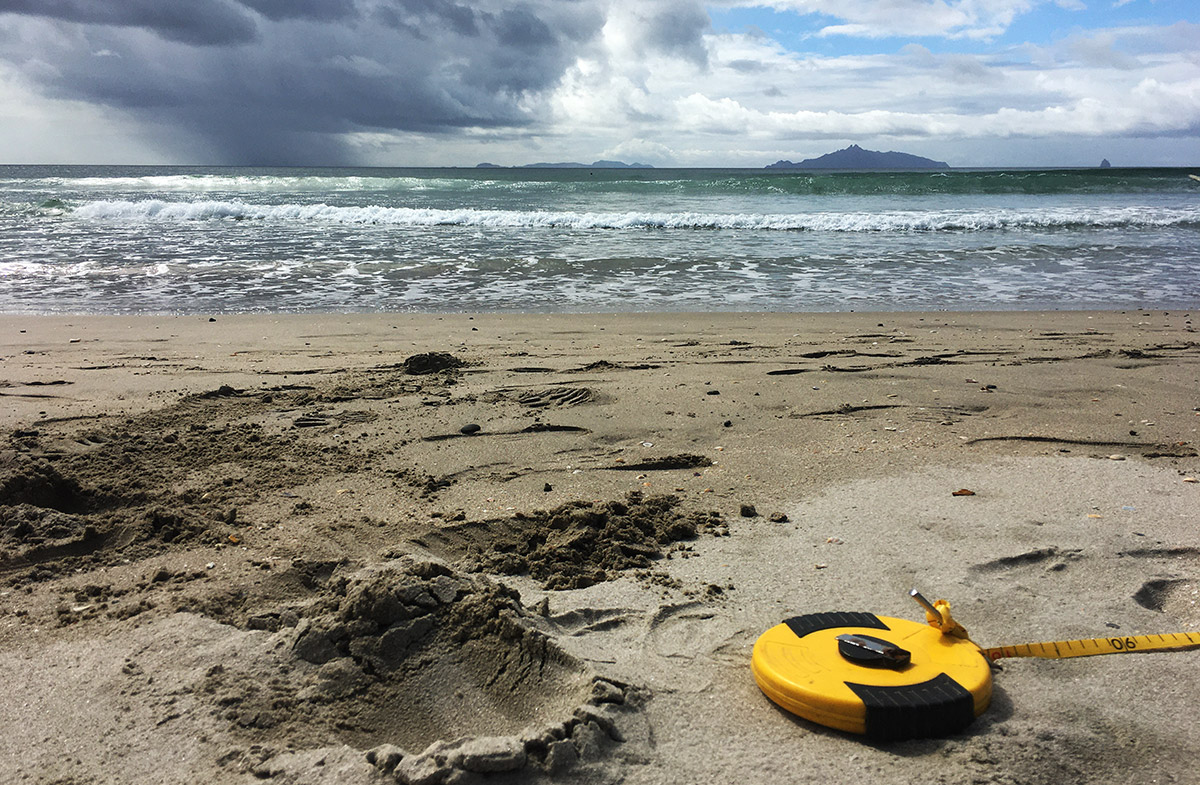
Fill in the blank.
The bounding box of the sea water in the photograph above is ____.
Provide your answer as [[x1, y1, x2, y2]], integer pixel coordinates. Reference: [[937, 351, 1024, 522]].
[[1, 165, 1196, 314]]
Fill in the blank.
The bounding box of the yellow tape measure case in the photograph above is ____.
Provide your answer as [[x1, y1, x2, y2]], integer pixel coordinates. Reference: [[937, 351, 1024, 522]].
[[751, 611, 992, 739]]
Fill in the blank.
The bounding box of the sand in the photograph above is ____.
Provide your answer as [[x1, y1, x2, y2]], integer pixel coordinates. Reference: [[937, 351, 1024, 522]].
[[1, 309, 1198, 785]]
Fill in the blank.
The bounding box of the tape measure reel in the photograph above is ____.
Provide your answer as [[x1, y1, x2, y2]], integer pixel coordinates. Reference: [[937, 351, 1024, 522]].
[[752, 590, 1200, 740], [751, 611, 992, 740]]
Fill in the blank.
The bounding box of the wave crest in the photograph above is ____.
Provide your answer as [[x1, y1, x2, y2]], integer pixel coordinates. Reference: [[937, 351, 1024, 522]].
[[69, 199, 1200, 232]]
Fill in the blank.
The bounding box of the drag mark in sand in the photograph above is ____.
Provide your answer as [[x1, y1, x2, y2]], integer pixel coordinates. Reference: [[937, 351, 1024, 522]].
[[421, 423, 590, 442], [966, 435, 1198, 458], [969, 546, 1084, 574]]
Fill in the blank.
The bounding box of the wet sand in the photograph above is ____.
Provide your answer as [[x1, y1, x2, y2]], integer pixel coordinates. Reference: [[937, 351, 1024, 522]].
[[1, 310, 1198, 784]]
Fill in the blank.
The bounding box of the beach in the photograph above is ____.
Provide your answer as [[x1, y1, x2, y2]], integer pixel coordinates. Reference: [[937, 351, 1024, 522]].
[[1, 309, 1198, 784]]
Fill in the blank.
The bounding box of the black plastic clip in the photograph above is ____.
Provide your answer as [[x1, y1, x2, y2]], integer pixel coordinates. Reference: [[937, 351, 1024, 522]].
[[836, 633, 911, 669]]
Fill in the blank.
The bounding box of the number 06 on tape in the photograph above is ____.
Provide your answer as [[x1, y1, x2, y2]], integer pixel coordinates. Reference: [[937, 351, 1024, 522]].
[[751, 589, 1200, 740]]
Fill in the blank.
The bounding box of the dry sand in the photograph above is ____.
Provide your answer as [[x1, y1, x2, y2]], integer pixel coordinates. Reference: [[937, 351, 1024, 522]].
[[1, 310, 1198, 785]]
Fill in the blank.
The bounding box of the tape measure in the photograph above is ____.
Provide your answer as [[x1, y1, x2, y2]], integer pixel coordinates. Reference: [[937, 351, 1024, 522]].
[[982, 631, 1200, 661], [751, 589, 1200, 740]]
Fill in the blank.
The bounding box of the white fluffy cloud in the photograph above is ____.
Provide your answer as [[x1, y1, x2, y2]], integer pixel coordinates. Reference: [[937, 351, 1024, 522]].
[[540, 16, 1200, 165]]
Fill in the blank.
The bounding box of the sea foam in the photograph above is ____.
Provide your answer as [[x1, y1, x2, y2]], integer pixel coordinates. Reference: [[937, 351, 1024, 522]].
[[69, 199, 1200, 232]]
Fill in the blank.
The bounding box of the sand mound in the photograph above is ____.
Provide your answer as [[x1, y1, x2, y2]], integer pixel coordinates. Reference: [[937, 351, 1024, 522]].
[[417, 491, 723, 590], [402, 352, 464, 375], [1, 385, 355, 580], [194, 556, 638, 783], [0, 452, 238, 580], [0, 453, 89, 511]]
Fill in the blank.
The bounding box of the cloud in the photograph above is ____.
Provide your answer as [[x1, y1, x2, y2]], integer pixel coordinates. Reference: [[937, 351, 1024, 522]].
[[601, 0, 712, 68], [1064, 32, 1139, 70], [601, 137, 677, 164], [236, 0, 358, 23], [671, 70, 1200, 141], [0, 0, 260, 45], [0, 1, 1195, 166], [0, 0, 608, 163]]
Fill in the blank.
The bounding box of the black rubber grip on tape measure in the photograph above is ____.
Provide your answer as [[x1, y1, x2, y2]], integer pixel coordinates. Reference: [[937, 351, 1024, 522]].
[[846, 673, 975, 740], [783, 612, 889, 640]]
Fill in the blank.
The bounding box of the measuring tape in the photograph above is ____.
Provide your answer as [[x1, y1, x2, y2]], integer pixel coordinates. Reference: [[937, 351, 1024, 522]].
[[906, 589, 1200, 661], [751, 589, 1200, 740], [982, 631, 1200, 661]]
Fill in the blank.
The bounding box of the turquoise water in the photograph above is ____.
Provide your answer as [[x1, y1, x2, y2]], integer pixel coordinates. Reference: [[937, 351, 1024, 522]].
[[1, 165, 1197, 313]]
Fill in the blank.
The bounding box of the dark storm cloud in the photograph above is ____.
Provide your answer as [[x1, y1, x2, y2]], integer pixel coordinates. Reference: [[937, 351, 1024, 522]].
[[0, 0, 259, 45], [636, 0, 709, 66], [372, 0, 482, 37], [236, 0, 359, 23], [0, 0, 608, 163]]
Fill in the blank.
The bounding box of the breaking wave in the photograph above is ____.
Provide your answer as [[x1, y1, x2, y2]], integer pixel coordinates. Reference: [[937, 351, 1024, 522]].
[[69, 199, 1200, 233]]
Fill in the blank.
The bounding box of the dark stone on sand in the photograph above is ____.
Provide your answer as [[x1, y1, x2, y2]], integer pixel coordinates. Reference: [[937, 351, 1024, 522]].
[[769, 512, 789, 523], [706, 390, 720, 395], [740, 504, 758, 518], [460, 423, 482, 435], [723, 420, 732, 427], [403, 352, 464, 375], [544, 483, 553, 492]]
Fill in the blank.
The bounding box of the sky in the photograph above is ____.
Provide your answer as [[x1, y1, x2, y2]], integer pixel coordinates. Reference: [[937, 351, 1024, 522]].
[[0, 0, 1197, 168]]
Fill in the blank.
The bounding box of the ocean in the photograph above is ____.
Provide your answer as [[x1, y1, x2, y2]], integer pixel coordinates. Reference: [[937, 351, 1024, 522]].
[[1, 165, 1197, 314]]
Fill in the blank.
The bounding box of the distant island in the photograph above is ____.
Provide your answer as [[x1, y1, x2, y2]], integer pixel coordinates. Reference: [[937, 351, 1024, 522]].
[[767, 144, 949, 170], [476, 160, 654, 169]]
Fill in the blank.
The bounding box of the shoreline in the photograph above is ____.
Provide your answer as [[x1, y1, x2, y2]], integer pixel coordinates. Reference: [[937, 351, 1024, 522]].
[[2, 309, 1198, 784]]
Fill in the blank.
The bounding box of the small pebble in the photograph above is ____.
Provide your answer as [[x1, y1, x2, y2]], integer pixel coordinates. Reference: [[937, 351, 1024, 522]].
[[1108, 454, 1125, 461], [740, 504, 758, 518], [460, 423, 481, 435]]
